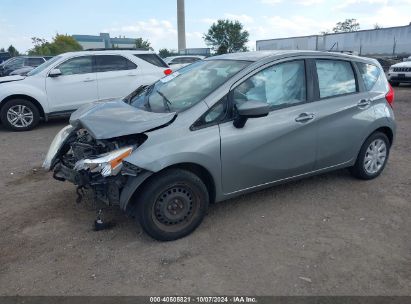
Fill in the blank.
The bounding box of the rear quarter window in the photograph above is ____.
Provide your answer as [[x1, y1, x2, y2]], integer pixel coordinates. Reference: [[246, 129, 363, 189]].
[[356, 62, 381, 91], [134, 54, 168, 68]]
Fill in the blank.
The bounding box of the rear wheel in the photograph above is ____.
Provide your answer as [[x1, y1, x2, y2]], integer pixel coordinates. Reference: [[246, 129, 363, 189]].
[[0, 99, 40, 131], [349, 132, 390, 180], [135, 169, 209, 241]]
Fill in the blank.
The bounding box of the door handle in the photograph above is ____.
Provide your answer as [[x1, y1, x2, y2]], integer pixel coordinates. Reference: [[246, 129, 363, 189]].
[[127, 73, 137, 76], [295, 113, 315, 123], [357, 99, 371, 108], [83, 78, 95, 82]]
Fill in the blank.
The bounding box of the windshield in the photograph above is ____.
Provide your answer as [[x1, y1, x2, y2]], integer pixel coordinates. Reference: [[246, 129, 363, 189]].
[[0, 57, 17, 66], [130, 59, 250, 113], [27, 55, 62, 76]]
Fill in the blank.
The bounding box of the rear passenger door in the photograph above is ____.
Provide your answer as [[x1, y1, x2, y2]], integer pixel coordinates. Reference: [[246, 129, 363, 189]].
[[313, 59, 374, 169], [95, 55, 138, 101]]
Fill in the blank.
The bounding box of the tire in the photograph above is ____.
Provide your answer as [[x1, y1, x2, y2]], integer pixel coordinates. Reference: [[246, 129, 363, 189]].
[[349, 132, 390, 180], [135, 168, 209, 241], [390, 81, 400, 87], [0, 99, 40, 131]]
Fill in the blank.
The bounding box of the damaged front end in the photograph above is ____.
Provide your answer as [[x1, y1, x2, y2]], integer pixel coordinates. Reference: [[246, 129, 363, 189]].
[[43, 100, 177, 207], [44, 127, 147, 205]]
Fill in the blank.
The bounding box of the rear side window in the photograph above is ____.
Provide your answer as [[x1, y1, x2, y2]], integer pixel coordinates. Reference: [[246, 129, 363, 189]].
[[316, 60, 357, 98], [134, 54, 168, 68], [95, 55, 137, 72], [356, 62, 381, 91]]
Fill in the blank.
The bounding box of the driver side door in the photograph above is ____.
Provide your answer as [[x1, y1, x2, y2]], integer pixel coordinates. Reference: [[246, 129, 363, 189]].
[[219, 59, 318, 195], [46, 55, 98, 112]]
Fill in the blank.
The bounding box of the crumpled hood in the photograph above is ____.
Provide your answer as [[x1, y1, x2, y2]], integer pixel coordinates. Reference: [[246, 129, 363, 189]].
[[70, 100, 177, 139], [0, 75, 26, 84]]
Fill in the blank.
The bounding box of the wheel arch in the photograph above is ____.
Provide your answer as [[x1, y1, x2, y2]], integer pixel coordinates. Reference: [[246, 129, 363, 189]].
[[0, 94, 45, 119], [122, 162, 217, 214], [373, 126, 394, 146]]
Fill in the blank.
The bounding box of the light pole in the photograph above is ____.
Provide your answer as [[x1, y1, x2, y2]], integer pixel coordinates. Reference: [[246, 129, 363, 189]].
[[177, 0, 186, 52]]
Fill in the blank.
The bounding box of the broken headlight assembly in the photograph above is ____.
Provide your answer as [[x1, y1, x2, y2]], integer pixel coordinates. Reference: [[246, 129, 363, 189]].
[[43, 125, 75, 170], [74, 146, 134, 177]]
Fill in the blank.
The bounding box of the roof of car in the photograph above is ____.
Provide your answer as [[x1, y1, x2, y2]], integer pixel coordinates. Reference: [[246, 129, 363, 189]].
[[206, 50, 370, 62], [164, 55, 206, 60], [59, 50, 156, 58]]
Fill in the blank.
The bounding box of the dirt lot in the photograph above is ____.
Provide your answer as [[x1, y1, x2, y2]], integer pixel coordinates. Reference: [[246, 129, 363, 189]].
[[0, 86, 410, 296]]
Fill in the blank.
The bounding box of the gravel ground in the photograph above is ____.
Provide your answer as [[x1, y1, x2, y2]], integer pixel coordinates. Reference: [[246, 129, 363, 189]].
[[0, 85, 410, 296]]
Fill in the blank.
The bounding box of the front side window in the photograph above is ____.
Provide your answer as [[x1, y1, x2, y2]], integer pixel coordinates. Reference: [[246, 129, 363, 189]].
[[232, 60, 306, 109], [316, 60, 357, 98], [130, 60, 250, 113], [57, 56, 93, 76], [95, 55, 136, 72], [357, 62, 381, 91], [26, 58, 45, 67]]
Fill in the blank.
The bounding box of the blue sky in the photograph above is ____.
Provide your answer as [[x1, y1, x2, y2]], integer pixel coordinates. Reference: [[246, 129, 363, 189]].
[[1, 0, 410, 52]]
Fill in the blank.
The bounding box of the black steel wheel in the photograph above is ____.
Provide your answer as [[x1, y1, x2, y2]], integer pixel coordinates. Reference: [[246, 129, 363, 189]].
[[135, 168, 209, 241]]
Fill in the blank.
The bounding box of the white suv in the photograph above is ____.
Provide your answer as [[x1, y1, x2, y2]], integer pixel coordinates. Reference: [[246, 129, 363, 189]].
[[388, 56, 411, 87], [0, 50, 172, 131]]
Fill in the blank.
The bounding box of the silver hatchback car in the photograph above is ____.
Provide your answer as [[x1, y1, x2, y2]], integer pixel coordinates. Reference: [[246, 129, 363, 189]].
[[44, 51, 396, 241]]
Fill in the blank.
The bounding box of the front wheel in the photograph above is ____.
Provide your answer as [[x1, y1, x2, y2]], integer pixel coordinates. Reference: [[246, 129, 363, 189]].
[[0, 99, 40, 131], [349, 132, 390, 180], [135, 169, 209, 241]]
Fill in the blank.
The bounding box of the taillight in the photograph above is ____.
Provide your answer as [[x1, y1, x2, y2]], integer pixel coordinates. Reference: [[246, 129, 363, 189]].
[[386, 83, 395, 108], [164, 68, 172, 75]]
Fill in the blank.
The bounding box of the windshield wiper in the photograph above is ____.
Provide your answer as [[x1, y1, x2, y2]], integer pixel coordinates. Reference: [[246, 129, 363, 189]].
[[156, 89, 172, 112]]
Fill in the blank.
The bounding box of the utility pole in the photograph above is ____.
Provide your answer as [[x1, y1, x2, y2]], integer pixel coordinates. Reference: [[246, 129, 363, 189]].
[[177, 0, 186, 52]]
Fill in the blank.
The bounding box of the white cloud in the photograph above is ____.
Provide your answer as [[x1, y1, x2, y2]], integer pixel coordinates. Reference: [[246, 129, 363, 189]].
[[297, 0, 324, 5], [260, 0, 283, 5], [103, 18, 179, 50], [224, 14, 254, 24]]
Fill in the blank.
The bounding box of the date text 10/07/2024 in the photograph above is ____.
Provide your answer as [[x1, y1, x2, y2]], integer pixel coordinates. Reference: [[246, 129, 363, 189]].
[[149, 296, 258, 303]]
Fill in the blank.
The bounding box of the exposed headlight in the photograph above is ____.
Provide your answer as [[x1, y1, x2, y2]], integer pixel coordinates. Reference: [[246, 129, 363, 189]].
[[43, 125, 74, 170], [74, 146, 134, 177]]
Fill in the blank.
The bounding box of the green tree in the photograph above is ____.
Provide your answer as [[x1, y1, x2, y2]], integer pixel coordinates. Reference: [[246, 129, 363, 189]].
[[0, 48, 5, 52], [203, 19, 249, 54], [158, 48, 179, 58], [135, 38, 153, 50], [333, 19, 360, 33], [7, 45, 19, 57], [29, 34, 82, 55]]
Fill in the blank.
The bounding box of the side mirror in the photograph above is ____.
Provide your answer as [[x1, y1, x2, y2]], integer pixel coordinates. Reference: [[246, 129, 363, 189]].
[[49, 68, 62, 77], [233, 100, 270, 128]]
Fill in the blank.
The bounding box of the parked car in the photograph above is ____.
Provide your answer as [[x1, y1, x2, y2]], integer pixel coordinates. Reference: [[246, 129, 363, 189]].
[[9, 66, 35, 76], [388, 58, 411, 86], [0, 52, 11, 64], [0, 56, 50, 77], [43, 51, 395, 241], [0, 50, 171, 130], [163, 55, 205, 70]]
